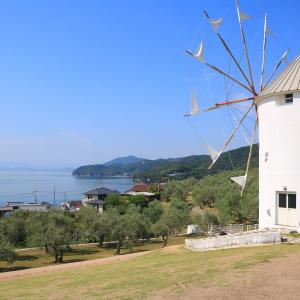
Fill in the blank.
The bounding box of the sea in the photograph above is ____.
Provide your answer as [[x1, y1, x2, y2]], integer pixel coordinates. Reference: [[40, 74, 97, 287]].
[[0, 169, 134, 206]]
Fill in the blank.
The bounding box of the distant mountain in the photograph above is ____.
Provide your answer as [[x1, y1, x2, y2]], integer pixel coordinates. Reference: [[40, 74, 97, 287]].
[[103, 155, 144, 166], [73, 144, 259, 181]]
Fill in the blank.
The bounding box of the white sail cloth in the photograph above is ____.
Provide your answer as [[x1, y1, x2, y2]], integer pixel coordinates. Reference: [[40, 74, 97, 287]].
[[193, 42, 204, 62], [209, 17, 223, 32], [184, 92, 200, 117], [205, 144, 220, 162], [237, 7, 251, 22], [231, 175, 246, 187]]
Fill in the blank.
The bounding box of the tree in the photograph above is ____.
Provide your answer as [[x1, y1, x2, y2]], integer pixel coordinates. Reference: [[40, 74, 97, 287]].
[[153, 205, 190, 247], [105, 194, 129, 214], [162, 178, 198, 201], [106, 207, 149, 255], [77, 207, 112, 247], [5, 210, 30, 246], [143, 200, 164, 224], [191, 169, 259, 224], [45, 211, 75, 263], [26, 211, 50, 252], [217, 169, 259, 223], [0, 222, 16, 262], [128, 195, 148, 209]]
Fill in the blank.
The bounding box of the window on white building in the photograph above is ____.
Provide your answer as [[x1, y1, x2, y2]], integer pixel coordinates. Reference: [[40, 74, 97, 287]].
[[288, 194, 297, 209], [278, 193, 287, 208], [277, 192, 296, 209], [285, 93, 293, 104]]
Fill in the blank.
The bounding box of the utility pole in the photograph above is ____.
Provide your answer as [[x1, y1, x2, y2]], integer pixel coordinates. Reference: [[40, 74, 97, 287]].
[[53, 186, 56, 207]]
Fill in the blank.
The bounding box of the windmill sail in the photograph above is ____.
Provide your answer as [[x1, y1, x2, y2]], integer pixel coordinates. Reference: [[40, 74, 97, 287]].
[[191, 93, 200, 115], [194, 42, 205, 62], [210, 17, 223, 32], [231, 175, 246, 187], [266, 26, 273, 36], [204, 143, 220, 162], [237, 8, 251, 22], [184, 92, 200, 117]]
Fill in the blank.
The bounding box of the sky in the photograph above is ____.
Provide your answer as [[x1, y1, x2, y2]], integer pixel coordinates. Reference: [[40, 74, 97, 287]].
[[0, 0, 299, 168]]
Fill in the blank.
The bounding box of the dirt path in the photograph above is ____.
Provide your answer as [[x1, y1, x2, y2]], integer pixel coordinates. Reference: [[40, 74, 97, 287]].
[[151, 250, 300, 300]]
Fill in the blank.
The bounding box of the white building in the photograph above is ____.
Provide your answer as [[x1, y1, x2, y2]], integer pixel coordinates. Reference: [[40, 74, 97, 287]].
[[258, 55, 300, 231], [82, 187, 119, 213]]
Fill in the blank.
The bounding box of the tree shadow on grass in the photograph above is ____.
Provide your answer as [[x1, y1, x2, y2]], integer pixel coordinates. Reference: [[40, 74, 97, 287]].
[[0, 266, 30, 273], [66, 248, 99, 256], [15, 255, 39, 262]]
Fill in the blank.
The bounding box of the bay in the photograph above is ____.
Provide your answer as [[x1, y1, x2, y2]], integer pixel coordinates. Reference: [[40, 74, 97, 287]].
[[0, 169, 134, 206]]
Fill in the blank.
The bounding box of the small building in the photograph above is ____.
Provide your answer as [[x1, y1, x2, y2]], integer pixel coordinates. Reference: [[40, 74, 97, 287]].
[[126, 191, 157, 202], [82, 187, 119, 213], [130, 184, 151, 193], [61, 200, 83, 212], [0, 201, 53, 217], [85, 199, 105, 213]]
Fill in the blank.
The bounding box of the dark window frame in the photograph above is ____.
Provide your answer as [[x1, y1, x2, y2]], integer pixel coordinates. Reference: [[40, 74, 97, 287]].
[[278, 193, 287, 208], [285, 93, 293, 104], [277, 192, 296, 209], [288, 194, 297, 209]]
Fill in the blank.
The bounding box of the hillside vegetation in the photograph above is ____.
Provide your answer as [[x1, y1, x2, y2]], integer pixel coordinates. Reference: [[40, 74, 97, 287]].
[[162, 168, 258, 223], [73, 144, 258, 181]]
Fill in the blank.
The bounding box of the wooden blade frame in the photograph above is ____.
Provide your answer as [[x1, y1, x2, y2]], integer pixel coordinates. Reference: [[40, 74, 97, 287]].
[[263, 49, 289, 89], [241, 116, 258, 196], [260, 13, 267, 91], [203, 10, 256, 95], [204, 97, 254, 112], [208, 103, 255, 169], [186, 50, 254, 94], [236, 0, 255, 93]]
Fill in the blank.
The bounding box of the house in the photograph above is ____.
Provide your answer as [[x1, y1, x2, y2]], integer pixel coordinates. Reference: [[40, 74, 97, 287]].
[[0, 201, 53, 217], [85, 199, 106, 213], [61, 200, 83, 212], [257, 54, 300, 231], [126, 183, 162, 201], [126, 191, 157, 202], [82, 187, 119, 213], [130, 184, 151, 193]]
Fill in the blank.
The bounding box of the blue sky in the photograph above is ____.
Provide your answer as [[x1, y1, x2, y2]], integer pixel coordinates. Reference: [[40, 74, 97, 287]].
[[0, 0, 298, 168]]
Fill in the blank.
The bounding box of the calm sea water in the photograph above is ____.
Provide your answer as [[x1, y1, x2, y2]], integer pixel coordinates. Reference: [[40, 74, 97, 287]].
[[0, 170, 134, 206]]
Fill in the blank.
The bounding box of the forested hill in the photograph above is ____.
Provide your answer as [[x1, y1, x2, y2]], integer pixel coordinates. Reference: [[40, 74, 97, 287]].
[[72, 144, 258, 181]]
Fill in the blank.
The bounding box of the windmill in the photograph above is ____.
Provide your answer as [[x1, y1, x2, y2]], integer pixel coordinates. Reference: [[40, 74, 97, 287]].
[[184, 0, 290, 196]]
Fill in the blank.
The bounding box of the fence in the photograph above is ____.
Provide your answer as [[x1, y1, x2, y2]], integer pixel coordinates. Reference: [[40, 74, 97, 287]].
[[187, 223, 259, 236], [185, 230, 281, 251]]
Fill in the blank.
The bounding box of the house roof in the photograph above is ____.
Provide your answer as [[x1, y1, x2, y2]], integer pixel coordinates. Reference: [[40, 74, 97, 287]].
[[84, 187, 119, 195], [258, 55, 300, 99], [86, 199, 105, 205], [129, 184, 150, 193]]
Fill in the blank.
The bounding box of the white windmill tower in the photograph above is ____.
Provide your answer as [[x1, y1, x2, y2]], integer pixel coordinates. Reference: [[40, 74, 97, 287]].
[[258, 57, 300, 230], [185, 1, 298, 230]]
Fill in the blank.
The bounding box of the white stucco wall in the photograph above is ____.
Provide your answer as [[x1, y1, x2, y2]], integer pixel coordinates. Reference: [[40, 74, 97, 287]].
[[257, 91, 300, 230]]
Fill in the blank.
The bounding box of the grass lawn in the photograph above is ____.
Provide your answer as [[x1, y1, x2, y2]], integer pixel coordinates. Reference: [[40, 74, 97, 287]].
[[0, 243, 300, 299], [0, 236, 188, 273]]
